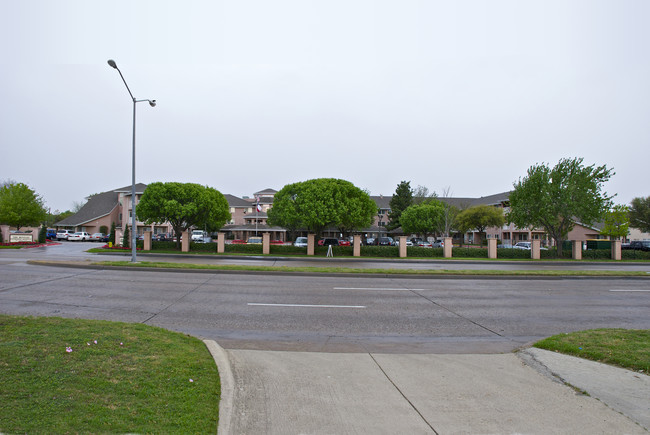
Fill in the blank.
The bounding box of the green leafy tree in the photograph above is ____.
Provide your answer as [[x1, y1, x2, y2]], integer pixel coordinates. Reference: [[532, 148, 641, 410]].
[[387, 181, 413, 231], [508, 157, 614, 257], [628, 196, 650, 233], [38, 226, 47, 243], [109, 222, 116, 245], [400, 201, 446, 240], [268, 178, 376, 238], [123, 224, 130, 248], [455, 205, 505, 246], [0, 182, 48, 230], [136, 182, 230, 249], [600, 205, 629, 240]]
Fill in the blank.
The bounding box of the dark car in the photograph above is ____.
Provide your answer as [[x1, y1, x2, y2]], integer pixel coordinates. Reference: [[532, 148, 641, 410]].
[[318, 238, 339, 246], [377, 237, 394, 246], [622, 241, 650, 251]]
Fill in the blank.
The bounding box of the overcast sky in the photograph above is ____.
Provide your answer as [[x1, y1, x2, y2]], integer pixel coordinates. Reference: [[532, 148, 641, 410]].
[[2, 1, 648, 213]]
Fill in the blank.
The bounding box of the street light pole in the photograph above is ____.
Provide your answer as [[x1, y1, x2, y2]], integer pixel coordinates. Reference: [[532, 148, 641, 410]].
[[107, 59, 156, 263]]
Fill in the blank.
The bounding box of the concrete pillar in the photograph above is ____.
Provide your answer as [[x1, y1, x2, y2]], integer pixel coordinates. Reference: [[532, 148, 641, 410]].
[[611, 239, 621, 261], [572, 240, 582, 260], [115, 229, 123, 247], [399, 236, 407, 258], [143, 232, 152, 251], [181, 230, 190, 252], [443, 237, 453, 258], [488, 238, 497, 259], [531, 239, 541, 260], [353, 234, 361, 257], [263, 232, 270, 255], [217, 232, 225, 253], [307, 233, 315, 256]]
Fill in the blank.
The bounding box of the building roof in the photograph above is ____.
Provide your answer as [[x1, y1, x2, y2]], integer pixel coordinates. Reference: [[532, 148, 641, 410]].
[[224, 194, 252, 207], [113, 183, 148, 195], [55, 189, 120, 226], [370, 195, 391, 210], [254, 188, 278, 196]]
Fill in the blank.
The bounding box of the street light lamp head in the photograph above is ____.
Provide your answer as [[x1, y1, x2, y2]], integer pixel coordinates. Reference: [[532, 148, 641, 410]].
[[107, 59, 118, 69], [149, 100, 156, 107]]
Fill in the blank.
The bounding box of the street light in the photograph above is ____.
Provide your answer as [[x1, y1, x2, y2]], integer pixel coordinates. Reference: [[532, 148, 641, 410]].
[[107, 59, 156, 263]]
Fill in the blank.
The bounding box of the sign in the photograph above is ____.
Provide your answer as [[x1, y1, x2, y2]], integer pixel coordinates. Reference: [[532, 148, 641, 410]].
[[10, 233, 33, 243]]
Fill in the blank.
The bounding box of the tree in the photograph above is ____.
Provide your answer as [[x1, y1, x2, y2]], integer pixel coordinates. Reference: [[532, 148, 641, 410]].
[[136, 182, 230, 249], [268, 178, 376, 238], [628, 196, 650, 233], [600, 205, 629, 240], [438, 186, 459, 237], [0, 182, 48, 230], [413, 185, 437, 205], [109, 222, 116, 245], [455, 205, 505, 246], [400, 201, 446, 240], [123, 224, 130, 248], [387, 181, 413, 231], [508, 157, 614, 257]]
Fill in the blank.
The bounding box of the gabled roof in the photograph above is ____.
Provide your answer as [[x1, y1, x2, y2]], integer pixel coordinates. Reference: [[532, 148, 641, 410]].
[[224, 194, 253, 207], [55, 190, 120, 226], [254, 188, 277, 196], [113, 183, 148, 195], [370, 195, 391, 210]]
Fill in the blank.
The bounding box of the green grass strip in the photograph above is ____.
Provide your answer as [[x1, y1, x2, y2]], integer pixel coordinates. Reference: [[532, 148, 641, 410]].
[[0, 315, 219, 433], [92, 261, 649, 277], [534, 329, 650, 373]]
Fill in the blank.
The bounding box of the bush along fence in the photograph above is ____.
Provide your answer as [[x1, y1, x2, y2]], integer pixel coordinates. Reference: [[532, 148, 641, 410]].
[[134, 231, 649, 261]]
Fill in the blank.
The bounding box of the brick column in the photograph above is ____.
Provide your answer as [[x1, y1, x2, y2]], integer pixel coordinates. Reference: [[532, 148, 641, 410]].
[[353, 234, 361, 257], [217, 232, 225, 253], [263, 232, 270, 255], [143, 232, 152, 251], [443, 237, 452, 258], [307, 234, 315, 256], [531, 239, 541, 260], [611, 240, 621, 261], [572, 240, 582, 260], [399, 236, 407, 258], [487, 238, 497, 259], [181, 230, 190, 252]]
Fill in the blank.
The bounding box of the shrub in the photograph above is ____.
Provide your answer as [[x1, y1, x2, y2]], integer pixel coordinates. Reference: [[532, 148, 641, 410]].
[[109, 222, 116, 245], [123, 224, 130, 248], [622, 250, 650, 260], [407, 247, 443, 258], [453, 247, 488, 258], [38, 226, 47, 243], [360, 246, 399, 257]]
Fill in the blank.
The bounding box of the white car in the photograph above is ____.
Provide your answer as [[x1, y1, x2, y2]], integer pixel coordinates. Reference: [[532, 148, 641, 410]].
[[89, 232, 105, 242], [68, 231, 91, 241], [294, 237, 308, 247], [513, 242, 548, 250], [56, 229, 75, 241]]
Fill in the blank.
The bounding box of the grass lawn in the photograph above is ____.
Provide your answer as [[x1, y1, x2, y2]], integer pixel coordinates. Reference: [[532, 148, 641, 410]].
[[0, 315, 219, 434], [534, 329, 650, 373], [91, 260, 650, 277]]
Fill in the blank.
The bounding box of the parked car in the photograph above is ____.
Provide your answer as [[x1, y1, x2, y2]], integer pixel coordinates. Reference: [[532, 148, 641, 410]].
[[622, 241, 650, 251], [431, 240, 444, 248], [513, 241, 548, 250], [365, 238, 375, 246], [294, 237, 308, 247], [416, 241, 432, 248], [100, 233, 110, 242], [46, 229, 57, 240], [395, 239, 413, 246], [68, 231, 91, 241], [338, 239, 351, 246], [231, 239, 247, 244], [191, 230, 209, 243], [318, 238, 339, 246], [377, 237, 394, 246], [89, 232, 105, 242], [56, 229, 75, 241]]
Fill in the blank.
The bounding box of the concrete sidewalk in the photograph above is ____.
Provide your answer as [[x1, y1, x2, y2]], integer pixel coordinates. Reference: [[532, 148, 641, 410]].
[[205, 342, 649, 434]]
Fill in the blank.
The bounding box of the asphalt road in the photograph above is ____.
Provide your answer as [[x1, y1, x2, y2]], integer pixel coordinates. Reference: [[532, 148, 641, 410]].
[[1, 242, 649, 353]]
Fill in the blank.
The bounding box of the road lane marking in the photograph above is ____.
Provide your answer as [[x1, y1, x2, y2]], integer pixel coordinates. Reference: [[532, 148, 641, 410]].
[[609, 289, 650, 292], [248, 303, 366, 308], [333, 287, 423, 291]]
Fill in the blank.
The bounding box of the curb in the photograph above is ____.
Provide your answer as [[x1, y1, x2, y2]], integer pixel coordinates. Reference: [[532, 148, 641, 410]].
[[26, 260, 650, 280], [203, 340, 234, 435]]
